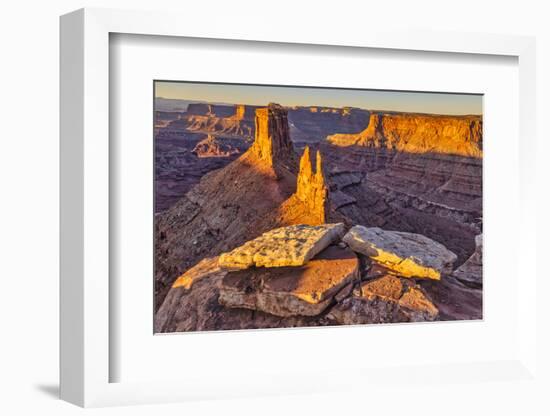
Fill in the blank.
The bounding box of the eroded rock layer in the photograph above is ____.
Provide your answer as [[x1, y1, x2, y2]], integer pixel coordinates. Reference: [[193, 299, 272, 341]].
[[327, 112, 482, 157], [219, 245, 359, 317], [319, 130, 482, 265]]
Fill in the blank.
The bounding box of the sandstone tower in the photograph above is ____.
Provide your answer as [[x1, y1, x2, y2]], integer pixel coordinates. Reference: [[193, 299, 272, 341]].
[[250, 103, 294, 169], [295, 146, 329, 224]]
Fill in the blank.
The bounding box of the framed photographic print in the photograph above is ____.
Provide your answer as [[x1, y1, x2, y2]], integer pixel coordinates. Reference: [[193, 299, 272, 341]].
[[60, 7, 541, 409], [153, 81, 483, 334]]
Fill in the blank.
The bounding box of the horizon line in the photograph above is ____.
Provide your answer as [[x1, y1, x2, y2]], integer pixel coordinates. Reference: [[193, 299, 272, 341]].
[[155, 97, 482, 117]]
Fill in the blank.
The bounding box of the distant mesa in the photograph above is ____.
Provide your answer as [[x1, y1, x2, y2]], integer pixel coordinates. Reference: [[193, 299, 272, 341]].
[[327, 112, 483, 157]]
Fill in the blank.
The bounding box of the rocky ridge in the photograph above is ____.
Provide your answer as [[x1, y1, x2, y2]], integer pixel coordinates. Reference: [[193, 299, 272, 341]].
[[156, 221, 481, 332]]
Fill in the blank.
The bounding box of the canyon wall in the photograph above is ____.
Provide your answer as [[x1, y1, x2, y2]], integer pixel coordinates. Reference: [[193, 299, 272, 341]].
[[320, 112, 482, 264], [327, 112, 482, 157]]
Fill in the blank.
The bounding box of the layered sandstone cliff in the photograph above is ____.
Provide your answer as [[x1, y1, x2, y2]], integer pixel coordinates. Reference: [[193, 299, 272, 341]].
[[168, 103, 256, 139], [327, 112, 482, 157], [320, 112, 483, 264]]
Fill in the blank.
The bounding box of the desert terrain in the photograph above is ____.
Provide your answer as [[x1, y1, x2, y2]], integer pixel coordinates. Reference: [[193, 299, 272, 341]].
[[154, 100, 482, 332]]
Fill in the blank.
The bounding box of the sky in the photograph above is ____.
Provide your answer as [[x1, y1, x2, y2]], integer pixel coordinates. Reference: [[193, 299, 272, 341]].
[[155, 81, 482, 115]]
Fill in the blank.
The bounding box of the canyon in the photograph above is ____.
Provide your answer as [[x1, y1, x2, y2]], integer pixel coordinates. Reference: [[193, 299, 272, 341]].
[[154, 101, 483, 331]]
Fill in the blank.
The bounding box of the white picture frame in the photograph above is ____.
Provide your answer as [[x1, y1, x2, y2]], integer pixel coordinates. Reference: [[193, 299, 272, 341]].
[[60, 7, 540, 408]]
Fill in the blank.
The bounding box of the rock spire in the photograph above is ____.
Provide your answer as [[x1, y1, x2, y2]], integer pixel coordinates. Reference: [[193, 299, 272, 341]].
[[249, 103, 294, 168], [296, 146, 329, 224]]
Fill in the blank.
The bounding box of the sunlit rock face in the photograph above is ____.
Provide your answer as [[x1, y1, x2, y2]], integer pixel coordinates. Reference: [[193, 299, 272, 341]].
[[250, 103, 295, 172], [295, 147, 329, 224], [219, 245, 359, 317], [218, 223, 345, 269], [255, 145, 341, 228], [171, 256, 223, 290], [343, 225, 457, 280], [327, 112, 482, 157]]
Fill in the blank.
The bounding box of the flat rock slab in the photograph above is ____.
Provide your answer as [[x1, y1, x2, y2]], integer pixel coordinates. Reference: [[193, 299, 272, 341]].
[[219, 223, 345, 269], [327, 274, 438, 325], [219, 245, 359, 317], [343, 226, 457, 280], [452, 234, 482, 286]]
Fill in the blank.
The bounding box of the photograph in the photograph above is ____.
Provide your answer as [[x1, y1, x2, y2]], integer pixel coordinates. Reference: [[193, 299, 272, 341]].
[[153, 81, 483, 333]]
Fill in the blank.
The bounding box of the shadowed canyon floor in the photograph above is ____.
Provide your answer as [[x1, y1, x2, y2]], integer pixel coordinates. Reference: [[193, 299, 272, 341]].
[[154, 101, 483, 331]]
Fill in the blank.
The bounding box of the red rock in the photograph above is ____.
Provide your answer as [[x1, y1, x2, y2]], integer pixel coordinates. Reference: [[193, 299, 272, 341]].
[[327, 274, 439, 324], [219, 245, 359, 317], [328, 112, 482, 157]]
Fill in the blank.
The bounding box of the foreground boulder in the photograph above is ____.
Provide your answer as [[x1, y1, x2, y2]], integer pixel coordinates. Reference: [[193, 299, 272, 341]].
[[327, 274, 438, 324], [219, 223, 345, 269], [452, 234, 482, 286], [342, 226, 457, 280], [219, 245, 359, 317], [156, 271, 324, 333]]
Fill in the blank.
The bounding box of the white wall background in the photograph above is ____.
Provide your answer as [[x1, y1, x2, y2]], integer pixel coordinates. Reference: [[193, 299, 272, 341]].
[[0, 0, 548, 414]]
